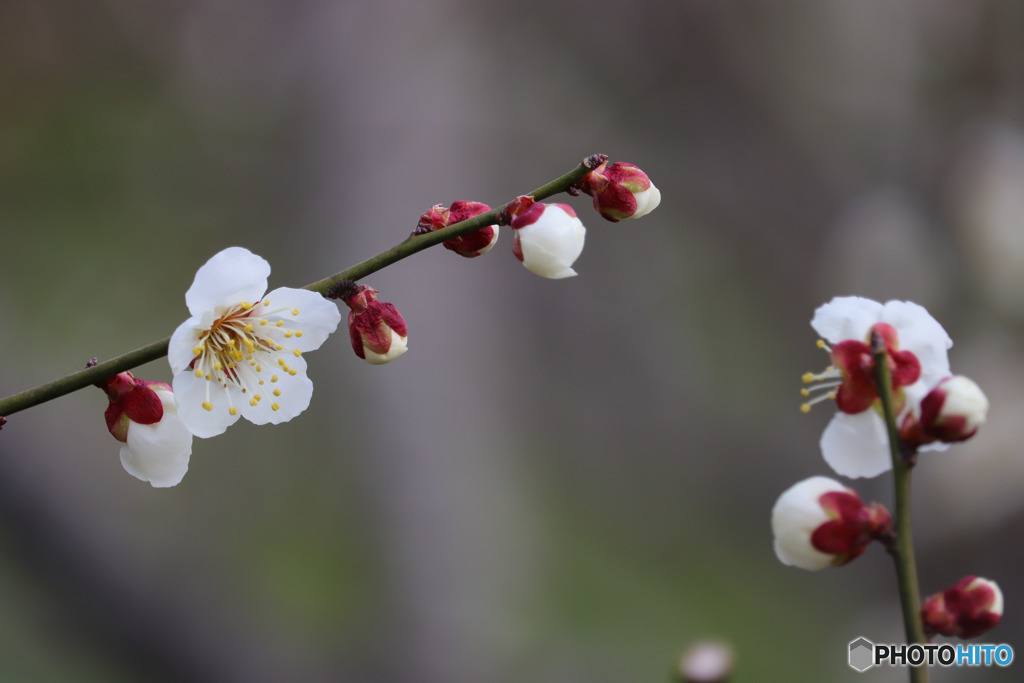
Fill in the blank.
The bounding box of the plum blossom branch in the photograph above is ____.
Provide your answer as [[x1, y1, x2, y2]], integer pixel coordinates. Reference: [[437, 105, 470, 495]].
[[872, 329, 928, 683], [0, 155, 606, 421]]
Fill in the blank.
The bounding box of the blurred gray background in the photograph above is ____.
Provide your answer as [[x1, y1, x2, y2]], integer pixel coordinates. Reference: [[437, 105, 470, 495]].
[[1, 1, 1023, 681]]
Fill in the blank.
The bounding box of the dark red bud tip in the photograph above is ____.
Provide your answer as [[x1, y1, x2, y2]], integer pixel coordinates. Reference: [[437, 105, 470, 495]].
[[326, 280, 361, 303], [501, 195, 535, 225], [0, 416, 7, 430]]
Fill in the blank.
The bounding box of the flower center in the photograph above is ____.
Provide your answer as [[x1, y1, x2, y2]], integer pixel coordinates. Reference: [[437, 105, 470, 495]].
[[189, 299, 305, 415]]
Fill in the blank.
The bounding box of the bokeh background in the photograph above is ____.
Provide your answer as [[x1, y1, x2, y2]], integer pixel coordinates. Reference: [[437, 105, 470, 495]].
[[1, 1, 1023, 681]]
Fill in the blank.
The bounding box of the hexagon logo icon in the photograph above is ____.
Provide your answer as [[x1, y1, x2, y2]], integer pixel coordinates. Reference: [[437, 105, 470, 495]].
[[849, 637, 875, 672]]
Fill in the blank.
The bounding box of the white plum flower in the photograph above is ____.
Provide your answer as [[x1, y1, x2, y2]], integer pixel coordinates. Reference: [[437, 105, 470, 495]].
[[100, 371, 193, 488], [802, 296, 952, 478], [169, 247, 341, 438], [509, 200, 586, 279]]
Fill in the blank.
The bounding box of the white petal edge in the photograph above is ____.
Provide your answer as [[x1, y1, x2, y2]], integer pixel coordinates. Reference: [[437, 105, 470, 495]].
[[820, 411, 892, 478], [168, 316, 206, 375], [185, 246, 270, 316], [120, 415, 193, 488], [810, 296, 884, 343]]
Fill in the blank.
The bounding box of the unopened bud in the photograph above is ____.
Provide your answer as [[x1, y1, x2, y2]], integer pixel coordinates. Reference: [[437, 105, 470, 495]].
[[417, 200, 498, 258], [340, 284, 409, 364], [578, 161, 661, 222], [771, 476, 891, 570], [922, 576, 1003, 639]]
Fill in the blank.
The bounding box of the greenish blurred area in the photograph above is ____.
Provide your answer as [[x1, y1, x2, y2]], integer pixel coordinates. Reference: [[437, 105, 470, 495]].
[[1, 2, 1022, 682]]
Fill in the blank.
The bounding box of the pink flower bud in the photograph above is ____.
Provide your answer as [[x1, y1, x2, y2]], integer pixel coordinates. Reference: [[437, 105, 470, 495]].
[[922, 576, 1003, 639], [508, 197, 586, 279], [98, 371, 193, 487], [771, 476, 891, 570], [578, 161, 661, 222], [339, 284, 408, 364], [417, 201, 498, 258]]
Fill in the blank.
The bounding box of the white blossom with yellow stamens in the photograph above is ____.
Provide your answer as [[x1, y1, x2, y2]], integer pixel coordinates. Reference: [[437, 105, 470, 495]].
[[169, 247, 341, 438]]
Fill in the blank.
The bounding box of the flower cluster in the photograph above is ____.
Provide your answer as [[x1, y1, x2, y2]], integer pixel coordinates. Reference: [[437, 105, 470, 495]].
[[773, 296, 1001, 642], [91, 158, 659, 487]]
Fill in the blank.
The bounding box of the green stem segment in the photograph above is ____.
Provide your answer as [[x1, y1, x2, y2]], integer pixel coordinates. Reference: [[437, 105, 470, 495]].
[[0, 157, 602, 420], [871, 330, 928, 683]]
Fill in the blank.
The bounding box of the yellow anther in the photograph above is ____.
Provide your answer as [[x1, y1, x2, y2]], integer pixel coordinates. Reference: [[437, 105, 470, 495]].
[[293, 349, 302, 357], [202, 401, 213, 411], [271, 375, 278, 383], [260, 319, 268, 326], [288, 369, 297, 376], [240, 301, 251, 310], [295, 331, 303, 338], [256, 365, 262, 372], [273, 389, 281, 396], [244, 323, 254, 332], [284, 332, 293, 338], [278, 358, 286, 367], [801, 404, 811, 413], [275, 320, 283, 328], [259, 380, 264, 385], [275, 344, 283, 351], [214, 362, 223, 371], [229, 407, 238, 416], [249, 398, 258, 406], [193, 346, 204, 355], [801, 388, 810, 397], [227, 338, 236, 346], [194, 368, 203, 378], [271, 403, 280, 411], [802, 372, 816, 383], [254, 394, 261, 401], [291, 308, 300, 315]]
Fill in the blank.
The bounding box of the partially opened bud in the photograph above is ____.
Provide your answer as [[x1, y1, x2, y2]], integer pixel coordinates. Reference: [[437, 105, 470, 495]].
[[771, 476, 891, 570], [99, 371, 193, 488], [901, 375, 989, 447], [922, 576, 1003, 639], [417, 200, 498, 258], [508, 197, 586, 279], [335, 282, 409, 365], [578, 161, 661, 222]]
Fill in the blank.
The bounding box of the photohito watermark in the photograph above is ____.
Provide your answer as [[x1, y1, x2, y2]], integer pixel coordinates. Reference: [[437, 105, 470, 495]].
[[849, 637, 1014, 672]]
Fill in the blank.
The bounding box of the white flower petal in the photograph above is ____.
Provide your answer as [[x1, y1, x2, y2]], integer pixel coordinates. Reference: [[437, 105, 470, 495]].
[[810, 296, 884, 343], [238, 354, 313, 425], [185, 247, 270, 315], [168, 316, 206, 375], [172, 371, 241, 438], [258, 287, 342, 352], [120, 415, 193, 488], [820, 411, 893, 478]]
